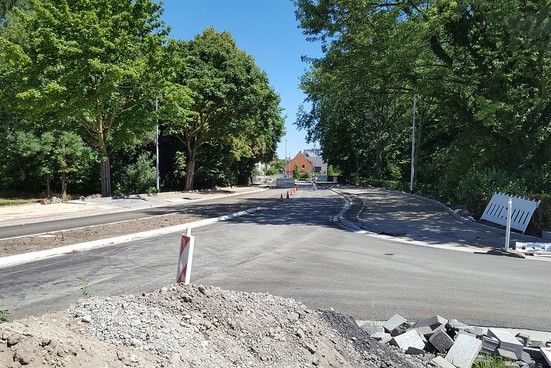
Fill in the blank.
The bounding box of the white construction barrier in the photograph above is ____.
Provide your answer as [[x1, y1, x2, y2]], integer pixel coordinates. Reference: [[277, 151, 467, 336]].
[[515, 242, 551, 255], [176, 228, 195, 284], [481, 193, 540, 233]]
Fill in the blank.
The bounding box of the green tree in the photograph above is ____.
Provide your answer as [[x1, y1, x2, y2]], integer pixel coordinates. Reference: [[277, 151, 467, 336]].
[[2, 130, 96, 197], [160, 28, 284, 189], [293, 164, 300, 179], [0, 0, 168, 196], [294, 0, 551, 198]]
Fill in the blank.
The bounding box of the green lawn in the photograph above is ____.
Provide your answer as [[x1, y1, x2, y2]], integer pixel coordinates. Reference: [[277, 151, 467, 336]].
[[0, 198, 39, 206]]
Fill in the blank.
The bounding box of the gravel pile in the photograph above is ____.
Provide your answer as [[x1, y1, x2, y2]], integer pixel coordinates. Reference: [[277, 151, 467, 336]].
[[1, 284, 433, 367]]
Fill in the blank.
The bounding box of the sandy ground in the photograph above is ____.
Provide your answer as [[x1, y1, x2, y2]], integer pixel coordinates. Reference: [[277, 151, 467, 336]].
[[0, 213, 205, 258]]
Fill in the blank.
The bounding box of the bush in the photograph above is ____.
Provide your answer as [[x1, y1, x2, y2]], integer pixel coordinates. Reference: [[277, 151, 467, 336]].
[[456, 169, 528, 218], [530, 194, 551, 232], [359, 177, 409, 191], [114, 152, 157, 195]]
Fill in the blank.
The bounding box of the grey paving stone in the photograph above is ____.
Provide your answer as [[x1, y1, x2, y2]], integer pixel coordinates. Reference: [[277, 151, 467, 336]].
[[432, 356, 456, 368], [405, 346, 425, 355], [429, 330, 454, 353], [488, 328, 524, 359], [520, 351, 534, 364], [390, 330, 425, 351], [463, 326, 484, 337], [481, 335, 499, 354], [457, 330, 477, 339], [515, 333, 531, 347], [383, 314, 410, 336], [523, 346, 543, 360], [447, 319, 468, 331], [414, 315, 448, 328], [371, 331, 392, 344], [497, 348, 518, 361], [445, 334, 482, 368]]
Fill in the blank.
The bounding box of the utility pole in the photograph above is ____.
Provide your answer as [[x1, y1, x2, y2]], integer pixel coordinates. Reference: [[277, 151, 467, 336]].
[[409, 93, 416, 194], [155, 97, 160, 192], [285, 139, 288, 177]]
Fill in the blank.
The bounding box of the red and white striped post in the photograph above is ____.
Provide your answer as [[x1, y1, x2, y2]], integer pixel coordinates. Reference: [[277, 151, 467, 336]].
[[177, 228, 195, 284]]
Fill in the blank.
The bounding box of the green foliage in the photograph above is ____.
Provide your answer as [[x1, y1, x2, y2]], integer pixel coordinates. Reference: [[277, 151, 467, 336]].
[[295, 0, 551, 205], [114, 152, 157, 195], [160, 28, 284, 190], [0, 309, 9, 323], [327, 165, 341, 177], [0, 130, 96, 196], [531, 194, 551, 231], [1, 0, 168, 196], [359, 178, 409, 192], [0, 198, 37, 206], [77, 275, 91, 298], [292, 164, 300, 179], [265, 159, 285, 176], [173, 151, 187, 179], [456, 170, 528, 218], [473, 354, 509, 368]]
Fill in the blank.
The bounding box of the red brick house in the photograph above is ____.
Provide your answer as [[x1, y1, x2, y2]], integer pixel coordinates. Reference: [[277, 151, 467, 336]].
[[284, 151, 327, 178]]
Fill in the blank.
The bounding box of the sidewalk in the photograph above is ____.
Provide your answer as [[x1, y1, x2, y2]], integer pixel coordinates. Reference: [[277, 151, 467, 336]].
[[336, 187, 546, 251], [0, 187, 268, 228]]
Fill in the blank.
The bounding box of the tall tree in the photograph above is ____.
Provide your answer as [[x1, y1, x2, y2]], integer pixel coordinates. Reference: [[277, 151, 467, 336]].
[[295, 0, 551, 197], [161, 29, 284, 190], [0, 0, 168, 196]]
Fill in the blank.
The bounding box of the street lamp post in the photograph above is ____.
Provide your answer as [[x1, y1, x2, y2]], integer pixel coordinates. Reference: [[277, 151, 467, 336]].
[[155, 97, 160, 192], [409, 93, 416, 194]]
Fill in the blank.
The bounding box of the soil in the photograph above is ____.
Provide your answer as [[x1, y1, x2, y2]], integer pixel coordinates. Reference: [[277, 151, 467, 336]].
[[0, 213, 211, 258], [0, 284, 433, 368]]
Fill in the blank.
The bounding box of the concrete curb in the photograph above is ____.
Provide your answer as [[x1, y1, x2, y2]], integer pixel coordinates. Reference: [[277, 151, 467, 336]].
[[0, 188, 268, 229], [0, 207, 262, 269]]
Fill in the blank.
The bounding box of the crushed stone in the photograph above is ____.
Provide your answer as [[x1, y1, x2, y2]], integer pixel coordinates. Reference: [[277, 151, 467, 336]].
[[0, 284, 434, 367]]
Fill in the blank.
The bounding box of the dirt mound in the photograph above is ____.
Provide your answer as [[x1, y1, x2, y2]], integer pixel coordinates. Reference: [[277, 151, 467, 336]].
[[0, 284, 430, 367]]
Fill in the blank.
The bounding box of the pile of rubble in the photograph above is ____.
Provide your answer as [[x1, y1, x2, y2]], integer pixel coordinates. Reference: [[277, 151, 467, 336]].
[[361, 314, 551, 368]]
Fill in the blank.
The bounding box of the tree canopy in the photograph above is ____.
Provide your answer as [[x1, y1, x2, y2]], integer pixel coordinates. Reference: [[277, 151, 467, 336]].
[[1, 0, 168, 196], [295, 0, 551, 202], [0, 2, 285, 197], [160, 28, 284, 189]]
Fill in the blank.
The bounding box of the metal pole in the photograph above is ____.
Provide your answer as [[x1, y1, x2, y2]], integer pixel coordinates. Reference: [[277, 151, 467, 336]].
[[505, 197, 512, 251], [155, 97, 160, 192], [409, 93, 416, 193], [285, 139, 288, 177]]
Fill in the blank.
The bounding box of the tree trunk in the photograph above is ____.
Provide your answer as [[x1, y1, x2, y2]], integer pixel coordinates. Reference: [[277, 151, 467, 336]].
[[375, 140, 384, 179], [100, 157, 112, 197], [184, 153, 196, 190], [46, 173, 51, 198], [61, 172, 67, 200]]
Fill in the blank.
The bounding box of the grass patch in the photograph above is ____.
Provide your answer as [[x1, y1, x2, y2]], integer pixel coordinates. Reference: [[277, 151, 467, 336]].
[[473, 354, 510, 368], [0, 198, 39, 206], [0, 309, 9, 323]]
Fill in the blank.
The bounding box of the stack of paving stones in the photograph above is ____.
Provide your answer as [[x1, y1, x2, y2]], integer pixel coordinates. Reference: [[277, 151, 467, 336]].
[[361, 314, 551, 368]]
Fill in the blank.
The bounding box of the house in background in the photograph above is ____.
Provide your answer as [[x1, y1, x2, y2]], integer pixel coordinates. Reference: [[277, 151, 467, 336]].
[[284, 150, 328, 178]]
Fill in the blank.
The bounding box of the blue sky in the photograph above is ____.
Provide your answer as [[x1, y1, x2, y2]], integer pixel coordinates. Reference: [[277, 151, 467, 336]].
[[160, 0, 323, 160]]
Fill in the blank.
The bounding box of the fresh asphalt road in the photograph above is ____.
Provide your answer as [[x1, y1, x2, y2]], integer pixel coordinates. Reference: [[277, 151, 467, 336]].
[[1, 186, 550, 332]]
